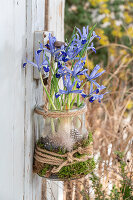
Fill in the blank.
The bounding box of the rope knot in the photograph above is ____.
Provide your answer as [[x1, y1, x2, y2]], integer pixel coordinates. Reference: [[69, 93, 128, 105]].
[[67, 152, 73, 163], [78, 147, 83, 154]]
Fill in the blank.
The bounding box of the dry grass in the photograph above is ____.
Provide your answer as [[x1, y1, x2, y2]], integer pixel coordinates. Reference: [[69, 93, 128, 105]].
[[83, 49, 133, 198], [62, 53, 133, 199], [86, 53, 133, 166]]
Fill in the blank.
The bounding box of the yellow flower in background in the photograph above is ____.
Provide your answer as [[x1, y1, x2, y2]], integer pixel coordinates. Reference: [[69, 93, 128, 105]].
[[100, 3, 107, 8], [127, 26, 133, 38], [124, 12, 132, 24], [99, 7, 110, 14], [96, 28, 104, 35], [122, 56, 132, 64], [85, 57, 94, 70], [108, 47, 116, 56], [96, 28, 109, 45], [99, 35, 109, 45], [102, 16, 110, 23], [124, 5, 130, 10], [111, 20, 117, 28], [128, 2, 133, 7], [119, 49, 127, 55], [88, 0, 109, 7], [126, 100, 133, 110], [112, 26, 123, 38], [89, 0, 99, 7]]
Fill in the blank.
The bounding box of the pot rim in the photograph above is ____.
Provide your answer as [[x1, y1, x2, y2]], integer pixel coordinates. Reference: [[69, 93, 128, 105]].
[[34, 103, 87, 117]]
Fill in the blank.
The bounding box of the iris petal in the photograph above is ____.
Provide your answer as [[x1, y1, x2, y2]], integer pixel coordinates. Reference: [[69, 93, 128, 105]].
[[23, 63, 27, 68], [81, 93, 87, 98], [37, 50, 42, 54], [55, 93, 60, 98], [43, 66, 49, 72]]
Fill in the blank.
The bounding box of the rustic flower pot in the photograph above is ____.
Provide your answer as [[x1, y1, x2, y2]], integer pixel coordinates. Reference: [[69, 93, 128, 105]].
[[33, 104, 95, 181]]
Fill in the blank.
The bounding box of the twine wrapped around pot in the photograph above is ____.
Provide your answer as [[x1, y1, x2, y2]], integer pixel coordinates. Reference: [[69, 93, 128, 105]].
[[34, 103, 87, 119], [34, 102, 91, 176], [34, 144, 93, 173]]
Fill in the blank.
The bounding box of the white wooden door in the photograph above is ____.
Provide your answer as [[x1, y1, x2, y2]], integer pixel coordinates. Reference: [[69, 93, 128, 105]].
[[0, 0, 65, 199]]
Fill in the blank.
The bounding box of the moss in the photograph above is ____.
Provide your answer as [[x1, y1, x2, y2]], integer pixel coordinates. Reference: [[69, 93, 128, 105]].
[[57, 147, 67, 155], [58, 158, 95, 179], [37, 141, 45, 148], [38, 164, 51, 176], [82, 132, 93, 148], [36, 133, 95, 179], [38, 157, 95, 179], [74, 152, 84, 158]]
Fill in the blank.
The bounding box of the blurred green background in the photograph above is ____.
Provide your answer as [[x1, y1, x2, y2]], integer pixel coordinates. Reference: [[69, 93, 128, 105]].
[[65, 0, 133, 68]]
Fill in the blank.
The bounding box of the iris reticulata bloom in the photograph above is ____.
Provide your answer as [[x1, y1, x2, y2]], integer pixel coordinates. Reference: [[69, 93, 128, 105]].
[[23, 25, 108, 109], [23, 51, 49, 72]]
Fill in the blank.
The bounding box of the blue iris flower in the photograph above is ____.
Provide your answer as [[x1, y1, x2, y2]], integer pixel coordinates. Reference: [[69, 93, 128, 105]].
[[55, 75, 83, 98], [81, 93, 87, 98], [90, 31, 101, 43], [23, 50, 49, 72], [56, 27, 101, 62], [89, 83, 106, 95], [87, 42, 96, 53], [57, 61, 63, 68], [73, 35, 96, 54], [89, 92, 108, 103], [57, 47, 80, 62], [76, 26, 89, 45], [56, 58, 88, 89], [48, 33, 56, 55], [86, 65, 105, 89], [63, 57, 88, 84], [23, 63, 27, 68], [40, 33, 64, 57]]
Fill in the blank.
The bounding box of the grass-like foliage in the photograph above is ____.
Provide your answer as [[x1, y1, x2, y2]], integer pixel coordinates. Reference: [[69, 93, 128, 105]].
[[81, 152, 133, 199]]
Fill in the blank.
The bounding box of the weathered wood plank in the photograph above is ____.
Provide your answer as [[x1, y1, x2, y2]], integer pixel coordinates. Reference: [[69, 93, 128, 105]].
[[44, 0, 65, 199], [48, 0, 65, 41], [24, 0, 45, 199], [0, 0, 26, 199]]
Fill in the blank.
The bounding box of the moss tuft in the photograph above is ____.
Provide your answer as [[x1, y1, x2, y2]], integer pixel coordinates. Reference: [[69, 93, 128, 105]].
[[82, 132, 93, 148], [37, 141, 45, 148], [58, 158, 95, 179], [39, 164, 51, 176]]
